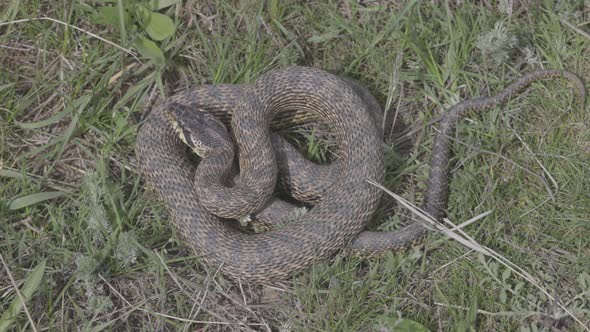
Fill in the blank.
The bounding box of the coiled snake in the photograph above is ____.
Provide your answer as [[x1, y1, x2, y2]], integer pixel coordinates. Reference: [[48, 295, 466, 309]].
[[136, 66, 585, 282]]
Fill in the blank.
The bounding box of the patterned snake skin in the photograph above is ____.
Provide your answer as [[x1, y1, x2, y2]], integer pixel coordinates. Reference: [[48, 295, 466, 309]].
[[136, 66, 585, 282]]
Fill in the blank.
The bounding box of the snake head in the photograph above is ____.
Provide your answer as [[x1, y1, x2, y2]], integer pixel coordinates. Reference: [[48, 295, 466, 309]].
[[166, 102, 233, 157]]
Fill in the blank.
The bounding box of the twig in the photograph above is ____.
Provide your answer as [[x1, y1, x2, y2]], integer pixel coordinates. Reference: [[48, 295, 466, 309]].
[[0, 17, 142, 64], [511, 127, 558, 200], [98, 274, 266, 327], [367, 179, 590, 331], [434, 302, 537, 317], [0, 253, 39, 332], [560, 18, 590, 40]]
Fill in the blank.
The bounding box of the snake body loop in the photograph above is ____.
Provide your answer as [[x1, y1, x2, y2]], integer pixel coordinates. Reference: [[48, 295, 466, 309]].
[[137, 66, 585, 281], [138, 67, 384, 281]]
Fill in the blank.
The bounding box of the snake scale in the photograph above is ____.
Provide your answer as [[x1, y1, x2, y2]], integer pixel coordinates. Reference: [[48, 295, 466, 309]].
[[136, 66, 585, 282]]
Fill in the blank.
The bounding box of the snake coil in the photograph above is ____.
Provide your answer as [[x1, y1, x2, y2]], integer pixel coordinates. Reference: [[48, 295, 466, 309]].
[[136, 66, 585, 282]]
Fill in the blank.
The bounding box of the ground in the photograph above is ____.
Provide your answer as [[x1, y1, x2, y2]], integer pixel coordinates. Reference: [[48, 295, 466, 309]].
[[1, 1, 590, 331]]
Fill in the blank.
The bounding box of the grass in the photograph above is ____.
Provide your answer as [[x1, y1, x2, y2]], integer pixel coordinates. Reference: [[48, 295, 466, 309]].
[[1, 0, 590, 331]]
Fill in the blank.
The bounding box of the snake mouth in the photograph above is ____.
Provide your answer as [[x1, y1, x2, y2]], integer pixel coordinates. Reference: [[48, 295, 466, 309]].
[[165, 103, 190, 146], [166, 103, 229, 157]]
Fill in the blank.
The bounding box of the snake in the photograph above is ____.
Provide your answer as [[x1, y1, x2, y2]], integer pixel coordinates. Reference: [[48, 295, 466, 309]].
[[136, 66, 585, 282]]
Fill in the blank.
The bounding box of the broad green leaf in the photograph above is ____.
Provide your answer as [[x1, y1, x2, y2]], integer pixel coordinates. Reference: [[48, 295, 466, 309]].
[[90, 5, 131, 28], [145, 12, 175, 41], [74, 1, 96, 15], [134, 4, 150, 23], [9, 191, 66, 210], [134, 36, 165, 66], [0, 260, 46, 332], [149, 0, 180, 10], [0, 169, 26, 179], [135, 5, 175, 41]]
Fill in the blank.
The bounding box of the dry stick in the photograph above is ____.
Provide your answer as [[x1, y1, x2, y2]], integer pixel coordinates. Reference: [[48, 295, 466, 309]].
[[1, 166, 76, 192], [519, 196, 552, 218], [0, 253, 39, 332], [432, 250, 474, 274], [155, 256, 207, 332], [383, 51, 403, 138], [97, 274, 266, 327], [560, 18, 590, 40], [367, 179, 590, 332], [152, 255, 252, 328], [433, 125, 556, 200], [152, 251, 231, 327], [0, 17, 142, 64], [210, 275, 268, 331], [153, 251, 202, 299], [204, 263, 263, 331], [433, 302, 538, 317], [511, 127, 559, 197], [12, 217, 41, 234]]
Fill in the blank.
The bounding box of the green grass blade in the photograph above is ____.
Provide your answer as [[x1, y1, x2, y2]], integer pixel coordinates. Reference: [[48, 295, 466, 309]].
[[0, 259, 46, 332], [0, 0, 20, 23], [16, 108, 70, 129], [0, 169, 26, 179], [116, 0, 127, 45], [9, 191, 66, 210], [0, 83, 16, 92]]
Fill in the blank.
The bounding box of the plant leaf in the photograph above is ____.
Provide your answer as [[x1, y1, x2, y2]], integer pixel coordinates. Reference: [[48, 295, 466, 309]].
[[393, 319, 430, 332], [91, 6, 126, 27], [149, 0, 180, 10], [0, 169, 26, 179], [0, 0, 20, 23], [0, 260, 46, 332], [145, 12, 175, 41], [17, 108, 70, 129], [135, 5, 175, 41], [9, 191, 66, 210], [53, 94, 92, 162], [113, 71, 155, 109], [134, 4, 150, 24], [0, 82, 15, 92], [134, 36, 165, 66], [307, 29, 341, 44]]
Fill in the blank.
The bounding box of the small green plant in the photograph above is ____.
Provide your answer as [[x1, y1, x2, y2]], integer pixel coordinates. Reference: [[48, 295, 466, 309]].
[[88, 0, 178, 67], [476, 21, 518, 67]]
